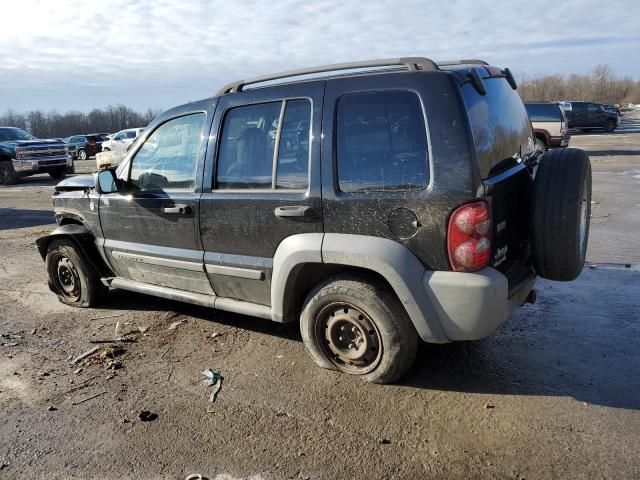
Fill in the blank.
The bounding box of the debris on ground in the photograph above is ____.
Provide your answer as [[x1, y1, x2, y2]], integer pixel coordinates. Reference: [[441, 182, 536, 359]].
[[138, 411, 158, 422], [210, 332, 222, 339], [168, 319, 186, 331], [73, 368, 83, 375], [138, 326, 149, 334], [47, 406, 57, 411], [484, 403, 496, 409], [2, 342, 19, 347], [71, 346, 101, 364], [89, 313, 123, 321], [379, 437, 391, 445], [202, 368, 223, 402], [72, 390, 107, 406]]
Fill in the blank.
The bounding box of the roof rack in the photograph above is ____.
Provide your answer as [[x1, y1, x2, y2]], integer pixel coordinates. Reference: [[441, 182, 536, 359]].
[[438, 59, 489, 66], [215, 57, 439, 96]]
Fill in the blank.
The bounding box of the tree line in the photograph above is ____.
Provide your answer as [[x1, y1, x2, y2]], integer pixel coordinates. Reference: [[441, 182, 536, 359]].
[[518, 65, 640, 105], [0, 105, 161, 139]]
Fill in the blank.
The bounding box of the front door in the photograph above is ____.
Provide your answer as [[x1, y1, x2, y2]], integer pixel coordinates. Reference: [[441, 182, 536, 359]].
[[199, 82, 324, 306], [98, 110, 213, 294]]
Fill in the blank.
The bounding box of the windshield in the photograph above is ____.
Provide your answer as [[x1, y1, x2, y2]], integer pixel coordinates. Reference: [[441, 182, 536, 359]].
[[0, 128, 35, 142]]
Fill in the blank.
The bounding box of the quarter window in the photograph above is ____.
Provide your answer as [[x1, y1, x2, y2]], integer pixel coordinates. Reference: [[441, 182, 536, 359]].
[[336, 91, 429, 193], [129, 113, 206, 191], [216, 99, 311, 190]]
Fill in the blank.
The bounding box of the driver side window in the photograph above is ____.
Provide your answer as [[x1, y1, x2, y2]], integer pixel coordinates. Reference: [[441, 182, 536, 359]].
[[129, 113, 206, 192]]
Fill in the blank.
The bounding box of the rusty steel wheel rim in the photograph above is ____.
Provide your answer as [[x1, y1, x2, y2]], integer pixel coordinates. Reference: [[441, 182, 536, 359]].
[[52, 254, 81, 302], [315, 302, 382, 375]]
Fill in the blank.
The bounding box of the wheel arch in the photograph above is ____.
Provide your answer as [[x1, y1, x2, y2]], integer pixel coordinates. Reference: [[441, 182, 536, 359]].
[[271, 233, 449, 343], [36, 224, 113, 277]]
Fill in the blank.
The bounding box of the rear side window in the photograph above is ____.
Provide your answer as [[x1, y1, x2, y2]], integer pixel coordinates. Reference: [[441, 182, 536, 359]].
[[125, 131, 137, 139], [336, 91, 429, 193], [462, 78, 533, 177], [216, 99, 311, 190], [525, 103, 563, 122]]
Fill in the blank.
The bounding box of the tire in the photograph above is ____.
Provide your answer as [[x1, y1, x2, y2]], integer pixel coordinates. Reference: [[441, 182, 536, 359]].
[[45, 238, 107, 307], [77, 149, 88, 160], [49, 168, 66, 180], [531, 148, 591, 281], [300, 274, 419, 384], [103, 147, 110, 152], [0, 161, 18, 185], [605, 119, 615, 133], [535, 136, 548, 152]]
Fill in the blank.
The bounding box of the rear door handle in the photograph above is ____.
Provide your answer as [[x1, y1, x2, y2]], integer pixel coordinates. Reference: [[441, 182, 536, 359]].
[[274, 205, 314, 218], [163, 204, 192, 215]]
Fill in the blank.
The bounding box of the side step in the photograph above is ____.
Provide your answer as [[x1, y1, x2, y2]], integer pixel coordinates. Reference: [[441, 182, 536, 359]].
[[109, 278, 272, 320]]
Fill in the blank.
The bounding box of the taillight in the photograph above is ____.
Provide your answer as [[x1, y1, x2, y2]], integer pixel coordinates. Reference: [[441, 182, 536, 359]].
[[447, 201, 492, 272], [89, 140, 96, 145]]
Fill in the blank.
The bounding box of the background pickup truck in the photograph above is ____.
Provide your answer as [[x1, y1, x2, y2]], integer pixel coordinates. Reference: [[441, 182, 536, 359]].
[[0, 127, 73, 184]]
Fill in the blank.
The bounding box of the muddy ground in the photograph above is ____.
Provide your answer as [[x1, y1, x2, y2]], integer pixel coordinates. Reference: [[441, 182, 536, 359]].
[[1, 114, 639, 479]]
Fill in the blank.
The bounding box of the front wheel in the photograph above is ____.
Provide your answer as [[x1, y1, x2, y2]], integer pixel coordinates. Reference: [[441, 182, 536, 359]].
[[0, 161, 18, 185], [77, 149, 88, 160], [605, 119, 616, 133], [45, 238, 106, 307], [300, 275, 418, 384]]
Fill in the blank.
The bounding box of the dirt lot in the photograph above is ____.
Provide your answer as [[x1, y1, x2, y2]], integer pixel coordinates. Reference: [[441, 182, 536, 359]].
[[1, 114, 639, 480]]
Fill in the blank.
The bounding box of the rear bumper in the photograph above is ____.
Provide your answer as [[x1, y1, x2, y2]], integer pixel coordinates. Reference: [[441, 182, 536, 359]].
[[13, 156, 73, 176], [423, 267, 535, 341]]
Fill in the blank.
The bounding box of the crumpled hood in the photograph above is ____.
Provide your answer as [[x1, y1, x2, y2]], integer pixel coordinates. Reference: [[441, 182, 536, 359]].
[[55, 174, 94, 192]]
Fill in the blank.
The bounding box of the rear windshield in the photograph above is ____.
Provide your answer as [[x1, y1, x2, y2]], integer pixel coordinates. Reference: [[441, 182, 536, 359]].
[[525, 103, 563, 122], [461, 77, 534, 178]]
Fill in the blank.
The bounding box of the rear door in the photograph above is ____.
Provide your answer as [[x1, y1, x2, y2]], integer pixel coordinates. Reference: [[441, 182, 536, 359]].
[[99, 109, 213, 294], [199, 82, 323, 306]]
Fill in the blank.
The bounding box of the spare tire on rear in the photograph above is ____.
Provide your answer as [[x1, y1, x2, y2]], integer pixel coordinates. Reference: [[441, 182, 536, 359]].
[[531, 147, 591, 281]]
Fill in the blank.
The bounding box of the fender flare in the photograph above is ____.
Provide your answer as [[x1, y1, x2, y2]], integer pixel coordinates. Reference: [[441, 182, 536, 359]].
[[36, 224, 112, 276], [532, 128, 550, 146], [270, 233, 448, 343]]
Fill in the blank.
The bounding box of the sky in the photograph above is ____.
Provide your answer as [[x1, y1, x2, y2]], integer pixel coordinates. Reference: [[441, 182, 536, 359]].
[[1, 0, 638, 113]]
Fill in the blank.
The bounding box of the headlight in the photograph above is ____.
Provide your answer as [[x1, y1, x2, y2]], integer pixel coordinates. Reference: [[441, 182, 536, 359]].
[[15, 150, 25, 160]]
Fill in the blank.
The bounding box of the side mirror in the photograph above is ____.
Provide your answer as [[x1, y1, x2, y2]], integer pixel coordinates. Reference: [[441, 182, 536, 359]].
[[95, 169, 119, 194]]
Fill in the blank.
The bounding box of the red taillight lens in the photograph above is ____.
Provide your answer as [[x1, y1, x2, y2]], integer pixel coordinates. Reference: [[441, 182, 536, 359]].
[[447, 201, 492, 272], [89, 140, 96, 145]]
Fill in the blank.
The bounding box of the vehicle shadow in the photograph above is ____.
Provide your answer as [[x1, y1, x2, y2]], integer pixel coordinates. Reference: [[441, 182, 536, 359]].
[[584, 149, 640, 157], [0, 208, 55, 230], [97, 270, 640, 411], [99, 289, 301, 342]]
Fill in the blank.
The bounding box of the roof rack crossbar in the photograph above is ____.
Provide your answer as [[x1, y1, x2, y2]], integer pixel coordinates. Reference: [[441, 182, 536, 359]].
[[215, 57, 439, 96], [438, 59, 489, 66]]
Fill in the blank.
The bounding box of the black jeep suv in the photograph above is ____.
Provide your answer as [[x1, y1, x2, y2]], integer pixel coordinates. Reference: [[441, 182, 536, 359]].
[[37, 58, 591, 383]]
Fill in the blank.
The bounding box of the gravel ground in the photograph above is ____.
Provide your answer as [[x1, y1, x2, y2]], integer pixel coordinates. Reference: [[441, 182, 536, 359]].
[[0, 114, 639, 479]]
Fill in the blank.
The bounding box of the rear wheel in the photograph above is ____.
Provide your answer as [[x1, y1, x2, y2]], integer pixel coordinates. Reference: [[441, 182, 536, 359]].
[[45, 238, 106, 307], [300, 275, 418, 384], [0, 161, 18, 185], [531, 148, 591, 281]]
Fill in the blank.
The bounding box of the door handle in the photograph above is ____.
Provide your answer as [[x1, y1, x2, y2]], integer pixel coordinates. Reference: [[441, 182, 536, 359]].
[[163, 204, 192, 215], [274, 205, 314, 218]]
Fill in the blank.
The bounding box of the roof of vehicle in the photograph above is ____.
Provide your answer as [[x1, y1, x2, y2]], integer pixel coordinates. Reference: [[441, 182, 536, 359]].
[[214, 57, 515, 97]]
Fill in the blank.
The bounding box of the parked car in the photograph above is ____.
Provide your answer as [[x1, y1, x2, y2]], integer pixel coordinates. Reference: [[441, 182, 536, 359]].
[[63, 134, 105, 160], [36, 57, 592, 383], [101, 128, 144, 153], [0, 127, 73, 184], [525, 102, 571, 150], [602, 104, 622, 116], [563, 101, 618, 132]]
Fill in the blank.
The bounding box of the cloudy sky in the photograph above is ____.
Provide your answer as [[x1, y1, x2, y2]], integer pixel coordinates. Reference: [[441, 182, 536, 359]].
[[1, 0, 638, 112]]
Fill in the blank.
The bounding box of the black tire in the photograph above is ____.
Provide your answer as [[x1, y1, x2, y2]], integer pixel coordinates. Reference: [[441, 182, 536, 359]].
[[45, 238, 107, 307], [605, 119, 616, 133], [77, 149, 88, 160], [300, 274, 418, 384], [0, 161, 18, 185], [103, 147, 110, 152], [531, 148, 591, 281], [49, 168, 67, 180]]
